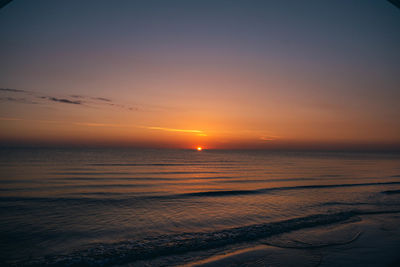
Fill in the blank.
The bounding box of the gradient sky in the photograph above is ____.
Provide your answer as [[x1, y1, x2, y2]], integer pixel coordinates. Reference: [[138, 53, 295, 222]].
[[0, 0, 399, 149]]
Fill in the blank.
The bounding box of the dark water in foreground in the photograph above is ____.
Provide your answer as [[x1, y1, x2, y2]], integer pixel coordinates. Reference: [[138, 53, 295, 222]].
[[0, 148, 400, 265]]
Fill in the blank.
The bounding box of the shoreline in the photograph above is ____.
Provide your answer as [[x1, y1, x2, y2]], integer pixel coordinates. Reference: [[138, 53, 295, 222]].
[[185, 212, 400, 267]]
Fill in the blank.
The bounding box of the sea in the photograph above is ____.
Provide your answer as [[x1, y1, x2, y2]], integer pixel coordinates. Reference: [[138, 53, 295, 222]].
[[1, 148, 400, 266]]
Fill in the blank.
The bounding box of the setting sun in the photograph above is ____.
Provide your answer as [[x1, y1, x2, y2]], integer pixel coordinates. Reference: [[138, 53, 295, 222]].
[[197, 146, 202, 151]]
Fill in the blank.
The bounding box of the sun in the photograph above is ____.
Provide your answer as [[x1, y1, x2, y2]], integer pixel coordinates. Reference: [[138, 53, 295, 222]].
[[196, 146, 202, 151]]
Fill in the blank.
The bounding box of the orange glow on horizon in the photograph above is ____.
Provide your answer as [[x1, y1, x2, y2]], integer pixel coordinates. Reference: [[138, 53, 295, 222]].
[[197, 146, 202, 151]]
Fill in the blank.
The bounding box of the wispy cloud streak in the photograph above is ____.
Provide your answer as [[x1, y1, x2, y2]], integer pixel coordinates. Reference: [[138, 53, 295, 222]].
[[0, 88, 27, 93], [0, 97, 37, 104], [93, 97, 112, 102], [43, 97, 82, 105], [143, 126, 204, 134], [0, 87, 140, 111], [73, 122, 128, 128], [1, 117, 205, 136]]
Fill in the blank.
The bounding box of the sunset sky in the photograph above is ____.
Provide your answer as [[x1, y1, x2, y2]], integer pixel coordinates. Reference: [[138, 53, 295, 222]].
[[0, 0, 399, 149]]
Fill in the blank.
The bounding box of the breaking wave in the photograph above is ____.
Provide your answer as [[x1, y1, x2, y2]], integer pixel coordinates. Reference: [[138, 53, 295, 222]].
[[16, 209, 400, 266]]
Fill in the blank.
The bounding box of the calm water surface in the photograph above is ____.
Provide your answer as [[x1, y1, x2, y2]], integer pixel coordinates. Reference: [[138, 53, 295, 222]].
[[1, 148, 400, 265]]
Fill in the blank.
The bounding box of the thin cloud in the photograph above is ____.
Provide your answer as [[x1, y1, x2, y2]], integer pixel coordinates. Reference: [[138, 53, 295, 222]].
[[73, 123, 204, 136], [69, 95, 85, 99], [0, 88, 27, 93], [44, 97, 82, 105], [144, 126, 204, 134], [0, 118, 207, 137], [0, 97, 37, 104], [74, 122, 128, 128], [0, 87, 153, 112], [260, 134, 280, 141], [70, 95, 112, 103], [92, 97, 112, 102], [260, 136, 276, 141], [1, 118, 129, 128], [68, 123, 204, 135]]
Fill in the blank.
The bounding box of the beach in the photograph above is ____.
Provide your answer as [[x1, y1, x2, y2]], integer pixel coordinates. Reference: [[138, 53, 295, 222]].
[[187, 212, 400, 267]]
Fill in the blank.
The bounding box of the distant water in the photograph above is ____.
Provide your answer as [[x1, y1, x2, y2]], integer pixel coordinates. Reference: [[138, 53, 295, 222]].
[[1, 148, 400, 265]]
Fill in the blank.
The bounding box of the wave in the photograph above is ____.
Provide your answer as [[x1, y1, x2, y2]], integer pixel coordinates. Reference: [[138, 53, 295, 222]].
[[3, 181, 400, 203], [52, 171, 223, 176], [0, 183, 155, 193], [381, 189, 400, 194], [50, 172, 133, 176], [262, 231, 363, 249], [0, 196, 115, 204], [213, 176, 395, 184], [213, 177, 352, 184], [144, 171, 223, 174], [56, 177, 178, 181], [319, 201, 371, 206], [88, 162, 237, 167], [185, 190, 259, 197], [15, 209, 400, 266], [177, 181, 400, 198], [54, 176, 236, 182], [0, 179, 50, 184]]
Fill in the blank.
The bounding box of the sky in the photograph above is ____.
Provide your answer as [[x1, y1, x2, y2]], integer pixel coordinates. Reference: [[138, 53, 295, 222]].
[[0, 0, 399, 150]]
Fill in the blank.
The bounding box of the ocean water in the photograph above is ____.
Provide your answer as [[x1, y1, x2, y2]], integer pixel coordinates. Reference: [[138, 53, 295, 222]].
[[0, 148, 400, 265]]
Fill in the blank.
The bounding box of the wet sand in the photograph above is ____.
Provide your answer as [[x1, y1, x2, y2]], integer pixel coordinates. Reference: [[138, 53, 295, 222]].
[[189, 212, 400, 267]]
